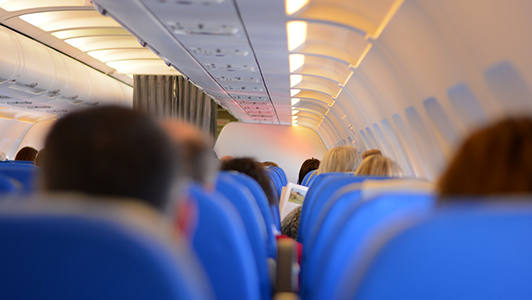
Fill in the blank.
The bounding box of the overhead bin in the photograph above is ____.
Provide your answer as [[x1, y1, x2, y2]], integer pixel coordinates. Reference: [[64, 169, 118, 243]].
[[0, 26, 132, 114]]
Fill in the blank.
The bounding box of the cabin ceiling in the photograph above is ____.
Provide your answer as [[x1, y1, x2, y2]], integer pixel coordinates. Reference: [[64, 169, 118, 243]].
[[0, 0, 404, 127]]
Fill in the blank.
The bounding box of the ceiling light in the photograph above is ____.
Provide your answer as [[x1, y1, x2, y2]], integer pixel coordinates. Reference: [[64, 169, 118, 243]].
[[290, 75, 302, 87], [291, 98, 300, 106], [287, 21, 307, 51], [292, 115, 298, 120], [292, 110, 299, 115], [64, 37, 87, 48], [19, 13, 52, 28], [285, 0, 309, 15], [289, 54, 305, 73], [291, 89, 301, 97]]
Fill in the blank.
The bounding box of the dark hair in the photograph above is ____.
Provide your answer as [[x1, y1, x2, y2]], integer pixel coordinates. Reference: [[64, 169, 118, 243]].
[[262, 161, 279, 168], [438, 117, 532, 198], [298, 158, 320, 184], [15, 146, 38, 161], [42, 106, 180, 211], [221, 157, 277, 206]]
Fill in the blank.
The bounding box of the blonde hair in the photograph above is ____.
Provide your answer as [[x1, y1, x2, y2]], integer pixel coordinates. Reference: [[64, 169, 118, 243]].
[[316, 146, 361, 175], [355, 155, 403, 177]]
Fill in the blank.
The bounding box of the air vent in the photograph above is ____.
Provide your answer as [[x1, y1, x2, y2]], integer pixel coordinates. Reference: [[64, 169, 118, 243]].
[[250, 114, 274, 118], [253, 117, 277, 122], [237, 100, 271, 106], [223, 85, 264, 92], [204, 63, 255, 72], [189, 47, 249, 57], [244, 109, 273, 114], [233, 95, 268, 101], [241, 104, 272, 110], [215, 76, 261, 83], [0, 95, 12, 99], [166, 22, 239, 36]]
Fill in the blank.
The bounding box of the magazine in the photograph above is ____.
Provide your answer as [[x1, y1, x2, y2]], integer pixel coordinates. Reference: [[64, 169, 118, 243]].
[[279, 182, 309, 221]]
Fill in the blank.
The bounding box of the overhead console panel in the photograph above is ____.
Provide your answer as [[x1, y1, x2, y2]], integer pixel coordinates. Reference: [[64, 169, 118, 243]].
[[92, 0, 291, 124]]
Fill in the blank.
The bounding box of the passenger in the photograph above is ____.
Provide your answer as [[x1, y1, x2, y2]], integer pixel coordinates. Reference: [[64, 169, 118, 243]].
[[315, 145, 361, 175], [282, 146, 360, 239], [34, 148, 45, 167], [438, 117, 532, 198], [297, 158, 320, 184], [220, 157, 277, 206], [161, 119, 219, 187], [262, 161, 279, 168], [354, 155, 403, 177], [0, 151, 6, 161], [15, 146, 38, 162], [41, 106, 183, 214], [361, 149, 382, 159]]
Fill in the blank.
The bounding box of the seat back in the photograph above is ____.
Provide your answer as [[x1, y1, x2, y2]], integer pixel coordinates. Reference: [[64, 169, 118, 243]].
[[302, 193, 435, 300], [0, 211, 210, 300], [0, 163, 38, 193], [345, 201, 532, 300], [301, 169, 316, 186], [298, 173, 390, 243], [265, 167, 283, 200], [215, 173, 271, 300], [188, 184, 260, 300], [222, 172, 277, 258], [0, 173, 19, 196]]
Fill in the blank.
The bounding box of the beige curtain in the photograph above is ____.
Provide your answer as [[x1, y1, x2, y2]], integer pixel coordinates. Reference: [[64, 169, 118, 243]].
[[133, 75, 217, 137]]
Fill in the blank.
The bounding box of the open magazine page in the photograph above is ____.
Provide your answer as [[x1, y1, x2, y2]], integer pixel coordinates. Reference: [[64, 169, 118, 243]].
[[280, 182, 309, 221]]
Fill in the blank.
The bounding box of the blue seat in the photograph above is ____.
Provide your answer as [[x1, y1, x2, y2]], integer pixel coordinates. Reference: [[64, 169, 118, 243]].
[[271, 203, 281, 231], [0, 173, 19, 196], [188, 184, 260, 300], [0, 212, 210, 300], [0, 163, 38, 193], [270, 166, 288, 186], [221, 171, 277, 258], [301, 193, 435, 300], [301, 169, 316, 186], [215, 173, 271, 300], [342, 201, 532, 300], [265, 167, 283, 201], [298, 173, 390, 244]]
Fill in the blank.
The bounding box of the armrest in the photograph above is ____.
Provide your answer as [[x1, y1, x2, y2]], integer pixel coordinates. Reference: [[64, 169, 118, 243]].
[[275, 238, 300, 294]]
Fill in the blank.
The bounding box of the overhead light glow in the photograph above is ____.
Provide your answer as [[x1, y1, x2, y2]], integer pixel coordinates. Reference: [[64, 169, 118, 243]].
[[290, 75, 302, 87], [291, 89, 301, 97], [289, 54, 305, 73], [292, 115, 298, 120], [65, 37, 87, 48], [19, 13, 52, 28], [292, 110, 299, 115], [287, 21, 307, 51], [285, 0, 309, 15], [291, 98, 300, 106], [87, 50, 108, 60]]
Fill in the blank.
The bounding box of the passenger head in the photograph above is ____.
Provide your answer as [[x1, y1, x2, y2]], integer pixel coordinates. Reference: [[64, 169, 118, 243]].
[[438, 117, 532, 198], [41, 106, 181, 212], [161, 119, 219, 186], [361, 149, 382, 160], [261, 161, 279, 168], [316, 146, 361, 175], [15, 146, 38, 161], [220, 157, 277, 206], [354, 155, 403, 177], [34, 148, 45, 167], [298, 158, 320, 184]]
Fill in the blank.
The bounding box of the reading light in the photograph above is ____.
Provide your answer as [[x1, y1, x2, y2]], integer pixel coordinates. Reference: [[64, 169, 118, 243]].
[[290, 89, 301, 97], [289, 54, 305, 73], [287, 21, 307, 51], [291, 98, 300, 106], [285, 0, 309, 15], [290, 75, 302, 87]]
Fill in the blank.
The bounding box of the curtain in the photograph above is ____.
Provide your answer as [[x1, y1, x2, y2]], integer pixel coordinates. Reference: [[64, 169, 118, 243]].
[[133, 75, 217, 138]]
